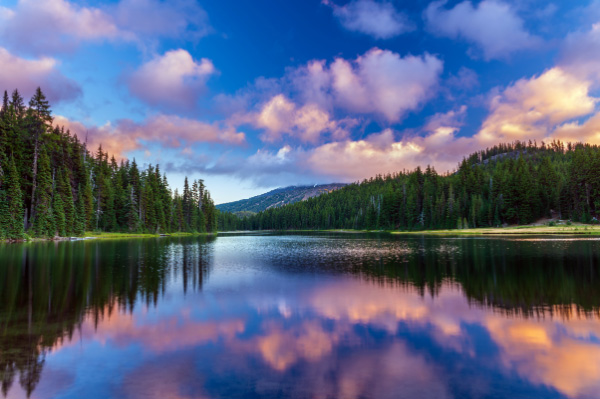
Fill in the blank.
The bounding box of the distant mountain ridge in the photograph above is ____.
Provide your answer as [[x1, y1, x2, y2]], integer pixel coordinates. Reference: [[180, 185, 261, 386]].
[[216, 183, 348, 214]]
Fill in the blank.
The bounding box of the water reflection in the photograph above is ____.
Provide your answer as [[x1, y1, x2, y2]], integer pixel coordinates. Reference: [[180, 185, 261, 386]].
[[0, 237, 214, 398], [0, 233, 599, 398]]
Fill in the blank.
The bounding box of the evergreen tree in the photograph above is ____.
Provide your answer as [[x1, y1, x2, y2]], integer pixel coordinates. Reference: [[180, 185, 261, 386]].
[[74, 186, 86, 236], [52, 182, 66, 237], [59, 168, 76, 236], [26, 88, 53, 228], [4, 155, 25, 239], [0, 87, 226, 239], [32, 148, 54, 237]]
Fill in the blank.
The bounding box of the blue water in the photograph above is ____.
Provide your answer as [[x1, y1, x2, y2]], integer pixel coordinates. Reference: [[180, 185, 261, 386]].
[[0, 233, 598, 399]]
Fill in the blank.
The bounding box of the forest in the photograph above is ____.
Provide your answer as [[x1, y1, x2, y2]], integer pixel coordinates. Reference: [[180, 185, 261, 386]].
[[5, 87, 600, 238], [218, 140, 600, 231], [0, 88, 218, 240]]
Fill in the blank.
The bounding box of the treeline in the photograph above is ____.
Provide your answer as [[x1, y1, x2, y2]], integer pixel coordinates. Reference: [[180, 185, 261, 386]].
[[0, 88, 218, 240], [219, 140, 600, 231]]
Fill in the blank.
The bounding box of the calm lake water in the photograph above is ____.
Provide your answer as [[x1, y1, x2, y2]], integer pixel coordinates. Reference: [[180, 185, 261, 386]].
[[0, 232, 599, 399]]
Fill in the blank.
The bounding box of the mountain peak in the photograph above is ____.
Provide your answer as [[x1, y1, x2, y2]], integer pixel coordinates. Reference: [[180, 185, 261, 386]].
[[216, 183, 348, 214]]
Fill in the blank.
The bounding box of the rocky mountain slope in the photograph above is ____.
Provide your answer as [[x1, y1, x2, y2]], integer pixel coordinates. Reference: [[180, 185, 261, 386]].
[[216, 183, 347, 214]]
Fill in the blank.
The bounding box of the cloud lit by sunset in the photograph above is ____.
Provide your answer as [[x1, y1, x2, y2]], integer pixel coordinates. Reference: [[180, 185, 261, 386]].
[[3, 0, 600, 203]]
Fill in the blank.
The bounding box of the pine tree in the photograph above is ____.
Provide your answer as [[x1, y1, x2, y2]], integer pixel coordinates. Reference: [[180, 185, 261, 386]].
[[4, 155, 24, 240], [0, 150, 9, 239], [26, 88, 53, 229], [59, 168, 76, 236], [74, 187, 86, 236], [0, 87, 230, 239], [52, 183, 66, 237], [82, 165, 94, 231], [125, 184, 140, 232], [32, 148, 54, 237], [182, 177, 191, 230], [0, 91, 8, 119]]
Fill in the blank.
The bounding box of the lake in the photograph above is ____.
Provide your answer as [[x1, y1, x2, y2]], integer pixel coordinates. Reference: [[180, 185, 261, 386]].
[[0, 233, 599, 399]]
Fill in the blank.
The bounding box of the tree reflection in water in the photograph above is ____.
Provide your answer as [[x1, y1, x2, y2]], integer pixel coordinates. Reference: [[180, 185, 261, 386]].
[[0, 233, 598, 398], [0, 237, 214, 396]]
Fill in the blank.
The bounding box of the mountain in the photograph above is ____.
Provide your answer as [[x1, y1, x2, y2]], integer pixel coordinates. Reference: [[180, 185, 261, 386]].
[[216, 183, 348, 214]]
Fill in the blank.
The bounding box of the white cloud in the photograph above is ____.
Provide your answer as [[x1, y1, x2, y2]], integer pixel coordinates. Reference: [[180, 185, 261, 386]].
[[561, 23, 600, 86], [55, 113, 245, 160], [127, 49, 216, 110], [306, 125, 468, 180], [0, 47, 81, 103], [0, 0, 211, 55], [328, 0, 414, 39], [0, 0, 118, 55], [289, 48, 443, 122], [252, 95, 353, 143], [113, 0, 211, 40], [424, 0, 541, 60], [477, 67, 597, 144], [225, 48, 442, 126], [329, 49, 443, 121]]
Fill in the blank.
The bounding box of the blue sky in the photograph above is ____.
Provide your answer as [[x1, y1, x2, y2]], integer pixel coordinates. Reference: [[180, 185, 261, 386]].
[[1, 0, 599, 203]]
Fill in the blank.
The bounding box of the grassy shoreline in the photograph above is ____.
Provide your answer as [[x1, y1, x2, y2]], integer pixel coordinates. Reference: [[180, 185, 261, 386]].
[[226, 224, 600, 236], [6, 224, 600, 243], [82, 232, 215, 240], [1, 231, 216, 243], [392, 224, 600, 235]]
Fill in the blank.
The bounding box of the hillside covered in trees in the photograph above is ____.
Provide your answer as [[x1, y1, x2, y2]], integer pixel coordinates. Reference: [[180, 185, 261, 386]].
[[216, 183, 347, 214], [0, 88, 218, 240], [219, 140, 600, 231]]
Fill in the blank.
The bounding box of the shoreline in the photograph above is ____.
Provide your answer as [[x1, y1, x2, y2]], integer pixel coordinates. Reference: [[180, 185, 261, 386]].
[[392, 224, 600, 236], [6, 224, 600, 243], [1, 231, 217, 243], [219, 224, 600, 236]]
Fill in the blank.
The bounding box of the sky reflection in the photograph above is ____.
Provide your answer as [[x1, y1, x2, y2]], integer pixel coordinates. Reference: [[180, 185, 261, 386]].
[[2, 235, 600, 399]]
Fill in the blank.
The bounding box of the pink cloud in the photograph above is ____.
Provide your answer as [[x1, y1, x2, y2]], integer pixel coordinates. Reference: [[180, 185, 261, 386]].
[[169, 107, 470, 187], [308, 279, 600, 398], [0, 47, 81, 103], [0, 0, 119, 55], [551, 111, 600, 145], [299, 63, 598, 182], [0, 0, 211, 55], [305, 128, 465, 180], [79, 308, 245, 354], [127, 49, 216, 110], [54, 113, 245, 160], [251, 321, 344, 371], [289, 49, 443, 122], [424, 0, 542, 60], [476, 67, 597, 145], [246, 94, 356, 143], [224, 48, 442, 136], [326, 0, 414, 39], [561, 23, 600, 86], [329, 49, 443, 121], [294, 64, 598, 182], [113, 0, 211, 40], [295, 106, 468, 180]]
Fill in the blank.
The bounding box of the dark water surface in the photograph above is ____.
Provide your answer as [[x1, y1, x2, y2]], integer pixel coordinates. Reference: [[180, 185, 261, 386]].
[[1, 232, 599, 399]]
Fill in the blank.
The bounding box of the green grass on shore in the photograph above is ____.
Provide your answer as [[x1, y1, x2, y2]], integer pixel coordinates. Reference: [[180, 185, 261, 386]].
[[264, 224, 600, 236], [391, 223, 600, 236], [220, 224, 600, 236], [11, 224, 600, 243], [81, 231, 212, 240]]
